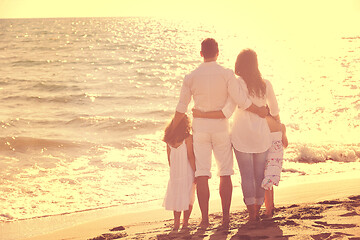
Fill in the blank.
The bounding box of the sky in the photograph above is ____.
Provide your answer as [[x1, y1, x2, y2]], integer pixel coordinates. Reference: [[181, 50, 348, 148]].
[[0, 0, 359, 40], [1, 0, 359, 22]]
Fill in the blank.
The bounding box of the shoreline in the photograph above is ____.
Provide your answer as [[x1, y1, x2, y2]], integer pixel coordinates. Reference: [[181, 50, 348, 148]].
[[19, 177, 360, 240]]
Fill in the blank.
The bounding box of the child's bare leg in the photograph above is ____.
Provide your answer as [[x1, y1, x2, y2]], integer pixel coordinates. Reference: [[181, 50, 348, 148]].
[[266, 116, 288, 147], [173, 211, 181, 230], [281, 124, 288, 148], [183, 205, 193, 228], [264, 189, 274, 217]]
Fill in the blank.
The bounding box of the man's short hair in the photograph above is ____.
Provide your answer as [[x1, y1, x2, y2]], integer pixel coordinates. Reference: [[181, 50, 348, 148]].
[[201, 38, 219, 58]]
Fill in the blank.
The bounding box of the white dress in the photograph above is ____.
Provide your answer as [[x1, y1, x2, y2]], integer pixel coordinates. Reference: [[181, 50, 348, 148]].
[[261, 132, 284, 190], [163, 141, 196, 211]]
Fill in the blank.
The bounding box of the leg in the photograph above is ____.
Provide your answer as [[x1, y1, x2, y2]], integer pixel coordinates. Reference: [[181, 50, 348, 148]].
[[234, 150, 257, 221], [193, 131, 212, 227], [212, 131, 234, 225], [281, 124, 288, 148], [196, 176, 210, 227], [254, 204, 261, 221], [246, 204, 257, 222], [264, 188, 274, 217], [219, 175, 232, 226], [173, 211, 181, 230], [234, 150, 255, 206], [183, 205, 193, 228], [253, 151, 268, 219]]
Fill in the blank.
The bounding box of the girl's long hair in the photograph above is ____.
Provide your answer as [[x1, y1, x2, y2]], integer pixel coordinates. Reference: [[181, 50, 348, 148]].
[[235, 49, 266, 98], [163, 115, 191, 145]]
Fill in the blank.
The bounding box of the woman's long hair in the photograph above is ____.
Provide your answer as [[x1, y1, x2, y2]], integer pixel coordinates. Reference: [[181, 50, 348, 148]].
[[235, 49, 266, 98], [163, 115, 191, 145]]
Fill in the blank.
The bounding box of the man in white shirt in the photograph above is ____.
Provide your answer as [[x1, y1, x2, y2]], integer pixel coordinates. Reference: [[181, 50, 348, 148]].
[[173, 38, 267, 228]]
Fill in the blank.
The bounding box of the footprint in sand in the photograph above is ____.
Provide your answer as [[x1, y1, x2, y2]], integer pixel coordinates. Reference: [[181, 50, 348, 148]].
[[278, 220, 299, 226], [300, 215, 324, 220], [311, 233, 331, 240], [88, 232, 128, 240], [109, 226, 125, 231], [317, 200, 342, 205], [314, 221, 357, 229], [340, 211, 358, 217]]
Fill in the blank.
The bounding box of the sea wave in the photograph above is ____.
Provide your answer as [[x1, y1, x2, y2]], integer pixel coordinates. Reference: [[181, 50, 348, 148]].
[[0, 136, 83, 153], [11, 60, 51, 67], [1, 94, 87, 104], [66, 116, 162, 132], [0, 79, 11, 85], [28, 82, 81, 92], [291, 143, 360, 163], [1, 93, 138, 105], [1, 114, 166, 140]]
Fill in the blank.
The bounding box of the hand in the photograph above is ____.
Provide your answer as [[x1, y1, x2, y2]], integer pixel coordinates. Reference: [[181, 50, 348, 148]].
[[192, 108, 203, 118], [257, 106, 269, 118]]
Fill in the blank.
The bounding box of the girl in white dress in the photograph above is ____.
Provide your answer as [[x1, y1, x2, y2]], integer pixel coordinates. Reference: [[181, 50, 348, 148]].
[[163, 114, 196, 230]]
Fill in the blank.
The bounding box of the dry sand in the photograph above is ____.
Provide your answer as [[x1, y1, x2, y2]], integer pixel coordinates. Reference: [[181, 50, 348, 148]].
[[24, 178, 360, 240]]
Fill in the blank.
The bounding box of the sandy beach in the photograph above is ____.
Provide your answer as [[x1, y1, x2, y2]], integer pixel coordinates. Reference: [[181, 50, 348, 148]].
[[22, 177, 360, 240]]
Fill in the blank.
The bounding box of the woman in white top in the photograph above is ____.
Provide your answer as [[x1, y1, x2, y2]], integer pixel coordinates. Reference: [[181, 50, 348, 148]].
[[232, 49, 280, 222], [193, 49, 281, 222]]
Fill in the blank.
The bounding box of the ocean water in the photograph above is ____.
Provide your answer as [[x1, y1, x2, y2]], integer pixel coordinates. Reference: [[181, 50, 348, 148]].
[[0, 17, 359, 239]]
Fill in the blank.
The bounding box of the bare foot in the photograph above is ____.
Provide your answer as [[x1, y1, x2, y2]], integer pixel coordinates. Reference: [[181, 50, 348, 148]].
[[173, 221, 180, 231], [263, 212, 274, 219], [246, 214, 260, 223], [180, 225, 190, 232], [261, 206, 274, 220], [221, 217, 230, 229], [198, 220, 209, 229], [182, 222, 189, 230]]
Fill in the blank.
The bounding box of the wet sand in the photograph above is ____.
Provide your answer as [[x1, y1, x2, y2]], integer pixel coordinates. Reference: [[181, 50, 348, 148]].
[[88, 195, 360, 240], [23, 178, 360, 240]]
